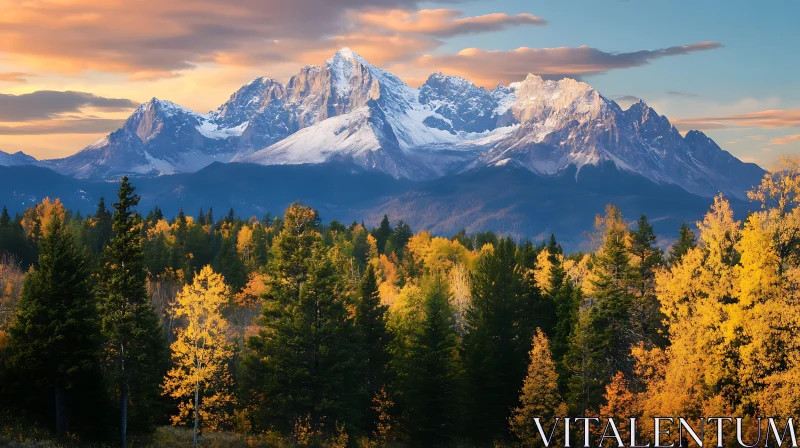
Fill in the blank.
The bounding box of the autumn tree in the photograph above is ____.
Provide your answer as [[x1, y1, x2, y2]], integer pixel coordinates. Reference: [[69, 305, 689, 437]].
[[97, 177, 167, 446], [510, 329, 567, 446], [162, 266, 235, 447]]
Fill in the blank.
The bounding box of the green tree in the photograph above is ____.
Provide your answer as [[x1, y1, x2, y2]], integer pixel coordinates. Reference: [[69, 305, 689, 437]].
[[401, 275, 464, 447], [567, 205, 635, 413], [628, 215, 665, 346], [668, 222, 697, 265], [89, 197, 113, 254], [242, 204, 361, 435], [355, 264, 392, 431], [97, 177, 167, 446], [463, 237, 529, 443], [3, 215, 107, 440], [372, 215, 393, 254]]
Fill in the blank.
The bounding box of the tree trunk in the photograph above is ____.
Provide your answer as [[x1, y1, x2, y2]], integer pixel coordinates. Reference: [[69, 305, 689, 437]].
[[121, 382, 128, 448], [194, 377, 200, 448], [54, 383, 67, 439]]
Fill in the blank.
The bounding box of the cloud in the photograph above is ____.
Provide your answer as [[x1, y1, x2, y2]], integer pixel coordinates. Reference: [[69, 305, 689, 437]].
[[355, 9, 546, 37], [613, 95, 642, 103], [0, 72, 34, 83], [416, 42, 723, 86], [667, 90, 699, 97], [0, 0, 476, 79], [0, 118, 126, 135], [0, 91, 138, 121], [770, 134, 800, 145], [672, 109, 800, 131]]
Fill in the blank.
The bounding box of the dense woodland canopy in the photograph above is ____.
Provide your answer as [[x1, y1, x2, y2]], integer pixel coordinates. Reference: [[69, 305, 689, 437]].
[[2, 158, 800, 447]]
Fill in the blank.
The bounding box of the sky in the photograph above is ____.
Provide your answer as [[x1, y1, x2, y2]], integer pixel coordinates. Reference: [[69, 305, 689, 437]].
[[0, 0, 797, 167]]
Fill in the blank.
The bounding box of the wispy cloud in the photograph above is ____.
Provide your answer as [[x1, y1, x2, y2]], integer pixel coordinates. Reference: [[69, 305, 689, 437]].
[[613, 95, 642, 103], [0, 91, 138, 122], [416, 42, 723, 86], [667, 90, 699, 97], [770, 134, 800, 145], [673, 109, 800, 131], [0, 72, 35, 83], [355, 9, 546, 37], [0, 118, 127, 135]]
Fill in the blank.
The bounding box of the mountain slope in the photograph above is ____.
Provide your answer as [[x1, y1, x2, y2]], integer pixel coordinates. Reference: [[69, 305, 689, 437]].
[[0, 150, 37, 166], [24, 48, 764, 199], [0, 163, 753, 251]]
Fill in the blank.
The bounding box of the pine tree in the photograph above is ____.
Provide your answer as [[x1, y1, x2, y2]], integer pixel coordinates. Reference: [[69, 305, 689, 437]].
[[97, 177, 167, 446], [373, 215, 393, 254], [510, 329, 567, 446], [668, 222, 697, 265], [355, 264, 392, 430], [3, 215, 107, 439], [402, 275, 464, 446], [242, 204, 361, 434], [567, 205, 635, 413], [1, 206, 11, 227], [90, 197, 113, 254], [463, 237, 529, 443], [628, 215, 665, 345], [162, 266, 234, 447]]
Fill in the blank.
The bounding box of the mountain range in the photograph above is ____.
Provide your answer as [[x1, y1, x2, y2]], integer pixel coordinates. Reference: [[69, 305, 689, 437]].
[[0, 48, 766, 246]]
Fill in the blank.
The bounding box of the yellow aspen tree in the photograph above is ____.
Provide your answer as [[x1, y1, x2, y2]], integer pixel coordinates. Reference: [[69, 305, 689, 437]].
[[510, 329, 568, 446], [236, 225, 254, 266], [162, 265, 234, 447]]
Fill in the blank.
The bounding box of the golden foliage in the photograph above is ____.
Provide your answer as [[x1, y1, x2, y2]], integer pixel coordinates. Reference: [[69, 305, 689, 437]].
[[21, 197, 65, 239], [626, 164, 800, 425], [509, 329, 568, 445], [162, 265, 235, 431]]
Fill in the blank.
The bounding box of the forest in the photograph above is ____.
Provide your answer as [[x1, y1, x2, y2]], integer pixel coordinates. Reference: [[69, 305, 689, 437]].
[[2, 157, 800, 447]]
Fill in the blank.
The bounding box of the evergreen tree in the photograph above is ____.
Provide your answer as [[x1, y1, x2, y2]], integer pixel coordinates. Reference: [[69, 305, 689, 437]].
[[90, 197, 113, 254], [0, 206, 36, 266], [629, 215, 665, 346], [463, 237, 529, 443], [196, 207, 207, 226], [213, 235, 247, 292], [387, 220, 413, 257], [355, 265, 392, 431], [242, 204, 361, 435], [1, 205, 12, 227], [567, 205, 635, 413], [402, 275, 464, 447], [668, 222, 697, 265], [97, 177, 167, 446], [372, 215, 393, 254], [3, 215, 108, 440], [206, 207, 214, 227]]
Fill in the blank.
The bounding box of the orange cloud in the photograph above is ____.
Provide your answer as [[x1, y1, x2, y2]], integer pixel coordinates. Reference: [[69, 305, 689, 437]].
[[770, 134, 800, 145], [0, 0, 432, 79], [0, 72, 34, 83], [355, 9, 546, 37], [416, 42, 723, 87], [673, 110, 800, 132]]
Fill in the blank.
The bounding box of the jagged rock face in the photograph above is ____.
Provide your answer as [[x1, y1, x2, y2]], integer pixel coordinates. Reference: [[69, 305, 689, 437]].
[[419, 73, 500, 134], [32, 47, 764, 199]]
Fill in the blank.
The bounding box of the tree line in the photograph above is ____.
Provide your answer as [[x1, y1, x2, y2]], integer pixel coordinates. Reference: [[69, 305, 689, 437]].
[[1, 158, 799, 447]]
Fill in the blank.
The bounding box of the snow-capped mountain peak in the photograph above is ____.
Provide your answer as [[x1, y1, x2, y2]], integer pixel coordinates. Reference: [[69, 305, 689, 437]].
[[32, 49, 764, 199]]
